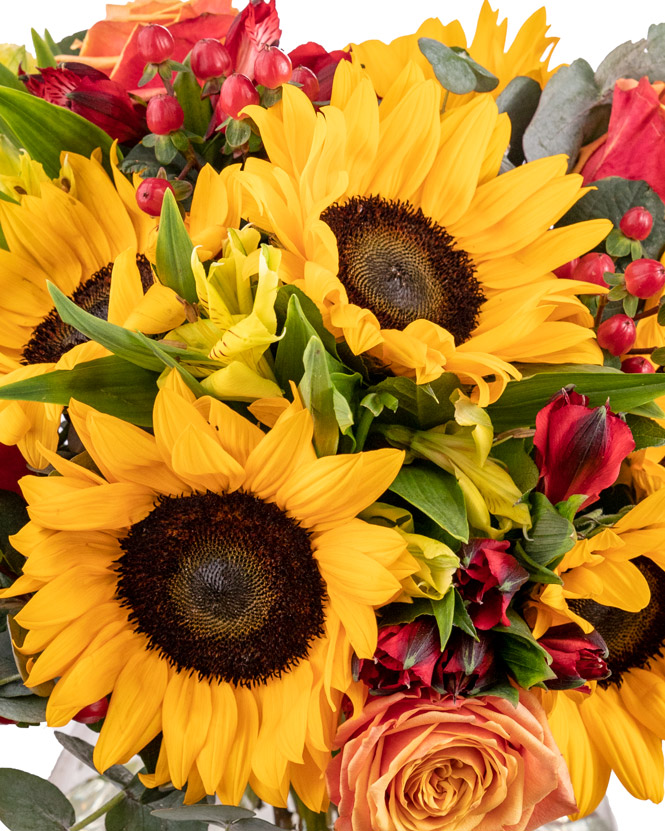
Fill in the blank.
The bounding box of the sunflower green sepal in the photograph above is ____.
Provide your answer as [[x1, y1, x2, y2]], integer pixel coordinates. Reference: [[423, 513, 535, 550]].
[[383, 392, 531, 537], [359, 502, 459, 601]]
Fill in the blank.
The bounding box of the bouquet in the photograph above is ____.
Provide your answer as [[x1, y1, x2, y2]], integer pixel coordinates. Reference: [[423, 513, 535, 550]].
[[0, 2, 664, 829]]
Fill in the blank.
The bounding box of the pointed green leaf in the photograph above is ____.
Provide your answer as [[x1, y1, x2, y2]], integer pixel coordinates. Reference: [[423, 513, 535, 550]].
[[490, 438, 539, 495], [31, 29, 56, 69], [430, 589, 455, 649], [625, 413, 665, 450], [367, 374, 459, 430], [156, 189, 197, 303], [300, 336, 339, 456], [0, 769, 75, 831], [0, 87, 113, 178], [0, 63, 26, 92], [150, 805, 254, 824], [174, 57, 212, 137], [389, 463, 468, 542], [54, 732, 133, 787], [452, 588, 478, 639], [522, 492, 575, 567]]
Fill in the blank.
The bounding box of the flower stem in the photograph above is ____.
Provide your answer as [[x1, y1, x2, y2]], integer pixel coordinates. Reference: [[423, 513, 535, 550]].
[[633, 305, 660, 321], [70, 791, 125, 831]]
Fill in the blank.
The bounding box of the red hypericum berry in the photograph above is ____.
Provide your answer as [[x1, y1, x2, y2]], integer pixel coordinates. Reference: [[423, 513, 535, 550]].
[[136, 178, 175, 216], [219, 73, 259, 120], [553, 258, 579, 280], [597, 314, 637, 356], [291, 65, 319, 101], [621, 356, 655, 373], [0, 716, 16, 725], [146, 94, 184, 135], [624, 258, 665, 299], [254, 46, 292, 88], [620, 206, 653, 241], [73, 697, 109, 725], [191, 38, 233, 81], [571, 252, 615, 287], [137, 24, 174, 65]]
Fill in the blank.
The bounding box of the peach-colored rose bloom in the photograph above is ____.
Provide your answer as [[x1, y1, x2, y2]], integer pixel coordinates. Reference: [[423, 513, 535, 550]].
[[327, 691, 577, 831]]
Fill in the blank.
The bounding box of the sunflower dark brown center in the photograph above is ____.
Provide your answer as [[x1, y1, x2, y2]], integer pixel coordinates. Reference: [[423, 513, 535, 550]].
[[568, 557, 665, 688], [21, 255, 153, 364], [321, 195, 484, 343], [116, 491, 326, 686]]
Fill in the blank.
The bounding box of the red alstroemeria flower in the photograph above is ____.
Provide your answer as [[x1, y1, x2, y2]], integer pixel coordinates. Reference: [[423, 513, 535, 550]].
[[534, 388, 635, 510], [0, 442, 28, 495], [434, 630, 497, 696], [456, 539, 529, 630], [288, 41, 351, 100], [23, 63, 145, 143], [576, 77, 665, 201], [225, 0, 281, 80], [357, 619, 441, 693], [538, 624, 609, 691]]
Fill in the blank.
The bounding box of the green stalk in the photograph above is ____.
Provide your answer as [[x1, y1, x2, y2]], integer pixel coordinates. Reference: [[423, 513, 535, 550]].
[[69, 791, 125, 831]]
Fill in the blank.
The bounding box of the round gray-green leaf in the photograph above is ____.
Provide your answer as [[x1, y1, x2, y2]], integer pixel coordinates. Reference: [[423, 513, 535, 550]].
[[0, 769, 75, 831]]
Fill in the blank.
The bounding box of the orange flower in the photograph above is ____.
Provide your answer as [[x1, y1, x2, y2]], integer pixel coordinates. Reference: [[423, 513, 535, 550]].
[[327, 690, 577, 831], [70, 0, 237, 95]]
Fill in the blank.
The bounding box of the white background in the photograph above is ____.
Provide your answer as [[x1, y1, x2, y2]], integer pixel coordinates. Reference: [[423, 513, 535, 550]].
[[1, 1, 665, 829]]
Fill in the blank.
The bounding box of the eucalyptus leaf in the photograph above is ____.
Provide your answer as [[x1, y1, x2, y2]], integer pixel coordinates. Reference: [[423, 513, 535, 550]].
[[418, 38, 498, 94], [156, 189, 197, 303], [0, 769, 75, 831], [233, 820, 281, 830], [496, 76, 541, 165], [0, 695, 46, 722], [389, 463, 468, 542], [595, 23, 665, 94], [54, 732, 133, 787], [106, 795, 163, 831], [150, 805, 254, 824], [0, 87, 113, 178], [0, 490, 28, 576], [0, 628, 20, 687]]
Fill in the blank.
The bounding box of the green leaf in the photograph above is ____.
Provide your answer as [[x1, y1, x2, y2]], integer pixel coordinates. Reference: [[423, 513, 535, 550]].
[[490, 438, 539, 495], [0, 63, 26, 92], [0, 355, 159, 428], [494, 612, 555, 688], [226, 118, 252, 148], [595, 24, 665, 95], [54, 732, 133, 787], [55, 29, 87, 56], [418, 38, 498, 94], [632, 399, 665, 418], [480, 681, 519, 707], [523, 59, 606, 170], [557, 177, 665, 260], [299, 336, 339, 456], [522, 492, 575, 567], [496, 76, 541, 166], [174, 59, 212, 137], [0, 87, 114, 178], [0, 695, 46, 723], [487, 369, 665, 432], [513, 542, 563, 585], [156, 189, 197, 303], [626, 413, 665, 450], [0, 629, 20, 687], [0, 769, 75, 831], [155, 134, 178, 165], [150, 806, 254, 825], [452, 588, 478, 639], [430, 589, 454, 649], [651, 346, 665, 365], [630, 239, 644, 260], [0, 491, 28, 576], [136, 334, 207, 399], [389, 463, 468, 542], [107, 795, 163, 831], [605, 228, 632, 257], [234, 820, 280, 830], [623, 294, 639, 317], [368, 374, 459, 430], [378, 598, 433, 626], [31, 29, 57, 68], [274, 285, 340, 359]]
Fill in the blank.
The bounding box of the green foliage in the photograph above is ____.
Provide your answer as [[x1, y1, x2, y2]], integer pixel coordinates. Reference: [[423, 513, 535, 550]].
[[522, 492, 576, 568], [494, 611, 556, 688], [174, 58, 212, 138], [0, 769, 75, 831], [31, 29, 56, 68], [156, 190, 198, 303], [626, 413, 665, 450], [150, 806, 277, 828], [225, 119, 251, 148], [490, 438, 539, 495], [54, 733, 133, 788], [300, 336, 341, 456], [0, 64, 26, 92], [389, 463, 468, 542], [418, 38, 498, 94], [496, 76, 542, 165], [367, 374, 459, 430], [0, 491, 27, 577], [0, 87, 114, 178]]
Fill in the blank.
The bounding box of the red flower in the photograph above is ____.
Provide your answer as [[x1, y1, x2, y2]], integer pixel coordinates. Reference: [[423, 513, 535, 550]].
[[434, 630, 497, 696], [23, 63, 145, 143], [224, 0, 281, 81], [288, 42, 351, 100], [534, 387, 635, 510], [0, 443, 28, 495], [357, 619, 441, 693], [456, 539, 529, 630], [538, 624, 609, 691], [578, 77, 665, 201]]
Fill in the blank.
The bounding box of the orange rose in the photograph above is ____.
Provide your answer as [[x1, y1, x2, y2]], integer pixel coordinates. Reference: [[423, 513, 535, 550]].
[[327, 691, 576, 831], [69, 0, 237, 94]]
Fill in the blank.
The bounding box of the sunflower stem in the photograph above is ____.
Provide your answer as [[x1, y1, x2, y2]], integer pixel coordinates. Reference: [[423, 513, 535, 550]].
[[354, 407, 376, 452], [70, 790, 125, 831]]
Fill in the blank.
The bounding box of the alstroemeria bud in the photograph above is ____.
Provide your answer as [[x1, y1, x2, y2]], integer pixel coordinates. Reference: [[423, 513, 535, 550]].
[[538, 624, 609, 690], [620, 206, 653, 241], [136, 178, 175, 216], [434, 630, 497, 696], [455, 540, 528, 630], [570, 252, 615, 287], [624, 258, 665, 299], [596, 313, 636, 356], [357, 619, 441, 694], [73, 697, 109, 724], [137, 24, 175, 65], [191, 38, 232, 82], [534, 387, 635, 510], [621, 356, 656, 373], [291, 65, 319, 101], [146, 94, 184, 135], [254, 46, 292, 88], [219, 73, 259, 120], [553, 257, 579, 280]]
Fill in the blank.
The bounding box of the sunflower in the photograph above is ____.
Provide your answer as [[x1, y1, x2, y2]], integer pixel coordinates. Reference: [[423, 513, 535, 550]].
[[237, 68, 611, 405], [349, 0, 560, 106], [527, 487, 665, 818], [2, 372, 416, 811]]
